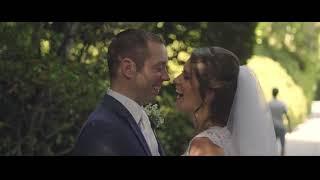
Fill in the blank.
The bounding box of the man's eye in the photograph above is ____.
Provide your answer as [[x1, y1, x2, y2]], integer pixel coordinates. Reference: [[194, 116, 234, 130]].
[[156, 65, 164, 71]]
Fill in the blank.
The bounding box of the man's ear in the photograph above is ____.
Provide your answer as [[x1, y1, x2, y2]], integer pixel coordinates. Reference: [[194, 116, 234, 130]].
[[120, 58, 137, 79]]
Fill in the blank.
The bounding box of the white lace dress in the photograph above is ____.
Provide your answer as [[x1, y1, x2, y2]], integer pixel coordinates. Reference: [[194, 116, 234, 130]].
[[183, 126, 233, 156]]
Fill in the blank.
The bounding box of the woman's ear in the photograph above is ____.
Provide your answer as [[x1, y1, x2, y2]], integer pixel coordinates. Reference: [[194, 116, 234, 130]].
[[120, 57, 136, 79]]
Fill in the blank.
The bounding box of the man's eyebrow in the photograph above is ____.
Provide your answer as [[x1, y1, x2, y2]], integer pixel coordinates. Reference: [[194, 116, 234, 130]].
[[154, 61, 166, 66]]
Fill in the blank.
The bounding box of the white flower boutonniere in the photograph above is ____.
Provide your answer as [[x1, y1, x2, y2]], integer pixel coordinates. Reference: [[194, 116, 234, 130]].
[[144, 104, 164, 129]]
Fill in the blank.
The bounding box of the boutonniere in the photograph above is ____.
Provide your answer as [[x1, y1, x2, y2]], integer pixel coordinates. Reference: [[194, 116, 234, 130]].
[[144, 104, 165, 129]]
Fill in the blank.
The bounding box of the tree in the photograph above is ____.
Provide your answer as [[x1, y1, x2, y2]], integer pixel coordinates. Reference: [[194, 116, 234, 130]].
[[254, 22, 320, 116]]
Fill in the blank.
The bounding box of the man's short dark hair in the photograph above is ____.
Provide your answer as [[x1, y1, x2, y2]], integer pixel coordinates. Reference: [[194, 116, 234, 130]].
[[107, 29, 165, 81], [272, 88, 279, 98]]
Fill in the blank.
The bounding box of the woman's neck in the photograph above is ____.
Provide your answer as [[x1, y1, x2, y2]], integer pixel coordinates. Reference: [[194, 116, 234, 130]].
[[192, 107, 226, 134]]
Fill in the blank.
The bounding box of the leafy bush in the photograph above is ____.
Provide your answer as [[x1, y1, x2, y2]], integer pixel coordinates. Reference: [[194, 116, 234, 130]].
[[247, 56, 308, 128]]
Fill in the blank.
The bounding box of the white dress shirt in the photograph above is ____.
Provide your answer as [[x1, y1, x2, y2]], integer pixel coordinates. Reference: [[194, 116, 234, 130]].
[[107, 89, 160, 156]]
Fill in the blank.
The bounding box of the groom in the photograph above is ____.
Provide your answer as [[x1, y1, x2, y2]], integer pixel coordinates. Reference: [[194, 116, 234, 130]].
[[72, 29, 169, 156]]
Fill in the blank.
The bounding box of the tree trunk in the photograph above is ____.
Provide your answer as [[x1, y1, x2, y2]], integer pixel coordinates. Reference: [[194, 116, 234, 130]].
[[57, 22, 80, 62]]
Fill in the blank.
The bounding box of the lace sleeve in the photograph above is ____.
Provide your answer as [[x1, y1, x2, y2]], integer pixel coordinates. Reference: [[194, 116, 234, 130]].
[[194, 126, 231, 148], [183, 126, 232, 156]]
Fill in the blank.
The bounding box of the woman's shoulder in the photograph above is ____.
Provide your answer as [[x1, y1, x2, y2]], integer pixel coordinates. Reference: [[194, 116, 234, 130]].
[[188, 137, 224, 156], [184, 126, 232, 156]]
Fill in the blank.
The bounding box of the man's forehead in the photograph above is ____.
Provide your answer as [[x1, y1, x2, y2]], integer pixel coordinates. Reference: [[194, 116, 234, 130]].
[[148, 53, 168, 64]]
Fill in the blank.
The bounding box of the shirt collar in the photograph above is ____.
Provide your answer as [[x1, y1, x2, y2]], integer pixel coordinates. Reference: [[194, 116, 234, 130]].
[[107, 89, 143, 125]]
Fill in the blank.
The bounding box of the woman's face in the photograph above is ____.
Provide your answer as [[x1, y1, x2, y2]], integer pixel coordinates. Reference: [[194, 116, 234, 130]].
[[173, 61, 203, 114]]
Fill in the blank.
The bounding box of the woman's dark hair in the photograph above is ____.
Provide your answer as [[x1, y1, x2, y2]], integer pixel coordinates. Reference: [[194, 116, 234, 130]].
[[190, 47, 240, 128]]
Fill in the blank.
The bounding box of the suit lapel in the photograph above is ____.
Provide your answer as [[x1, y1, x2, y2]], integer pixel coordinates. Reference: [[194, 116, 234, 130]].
[[158, 143, 165, 156], [152, 129, 165, 156], [102, 94, 152, 156]]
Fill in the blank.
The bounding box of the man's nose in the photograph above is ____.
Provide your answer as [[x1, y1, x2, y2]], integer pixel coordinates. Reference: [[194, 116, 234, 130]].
[[162, 70, 170, 82]]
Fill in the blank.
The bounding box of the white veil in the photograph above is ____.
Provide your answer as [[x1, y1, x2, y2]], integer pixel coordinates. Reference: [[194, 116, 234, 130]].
[[227, 66, 278, 156]]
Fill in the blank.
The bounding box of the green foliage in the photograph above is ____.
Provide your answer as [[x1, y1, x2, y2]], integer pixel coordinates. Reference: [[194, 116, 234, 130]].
[[143, 22, 257, 82], [0, 57, 108, 155], [315, 80, 320, 100], [254, 22, 320, 114]]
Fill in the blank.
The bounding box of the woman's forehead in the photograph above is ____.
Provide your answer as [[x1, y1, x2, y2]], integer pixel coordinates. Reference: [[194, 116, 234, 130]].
[[185, 60, 206, 73]]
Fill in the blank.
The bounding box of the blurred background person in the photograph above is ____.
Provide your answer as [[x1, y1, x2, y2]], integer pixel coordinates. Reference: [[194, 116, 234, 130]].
[[269, 88, 292, 156]]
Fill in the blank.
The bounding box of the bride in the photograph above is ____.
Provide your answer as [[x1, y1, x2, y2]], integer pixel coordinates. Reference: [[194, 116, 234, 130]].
[[173, 47, 277, 156]]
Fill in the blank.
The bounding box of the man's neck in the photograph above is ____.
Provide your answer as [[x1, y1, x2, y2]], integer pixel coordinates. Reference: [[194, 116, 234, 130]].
[[110, 85, 142, 106]]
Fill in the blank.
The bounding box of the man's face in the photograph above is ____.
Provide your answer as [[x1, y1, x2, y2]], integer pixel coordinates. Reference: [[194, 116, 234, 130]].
[[134, 41, 169, 105]]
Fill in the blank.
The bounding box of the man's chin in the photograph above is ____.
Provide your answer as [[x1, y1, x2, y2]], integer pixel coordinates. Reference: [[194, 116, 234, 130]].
[[148, 97, 157, 104], [141, 96, 157, 105]]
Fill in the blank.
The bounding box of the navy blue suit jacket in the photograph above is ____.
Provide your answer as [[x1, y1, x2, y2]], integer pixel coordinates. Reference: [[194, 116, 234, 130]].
[[72, 94, 165, 156]]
